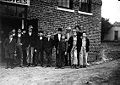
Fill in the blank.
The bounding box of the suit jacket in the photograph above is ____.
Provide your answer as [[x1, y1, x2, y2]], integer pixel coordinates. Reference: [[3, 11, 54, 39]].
[[44, 37, 54, 50], [3, 38, 16, 58], [54, 34, 62, 49], [85, 38, 90, 52], [77, 32, 82, 37], [68, 36, 82, 53], [26, 33, 36, 47], [21, 33, 28, 49], [36, 36, 45, 51]]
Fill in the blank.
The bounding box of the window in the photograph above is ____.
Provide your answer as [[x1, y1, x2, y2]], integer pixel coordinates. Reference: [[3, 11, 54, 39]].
[[79, 0, 91, 13], [1, 0, 30, 5], [0, 3, 26, 18], [58, 0, 73, 9], [114, 31, 118, 40]]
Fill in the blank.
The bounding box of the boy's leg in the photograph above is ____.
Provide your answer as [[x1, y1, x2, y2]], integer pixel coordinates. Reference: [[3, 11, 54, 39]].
[[79, 48, 83, 67]]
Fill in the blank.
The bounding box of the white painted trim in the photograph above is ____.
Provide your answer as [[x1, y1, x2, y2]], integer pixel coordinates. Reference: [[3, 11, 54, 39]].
[[56, 7, 74, 13], [78, 11, 93, 16]]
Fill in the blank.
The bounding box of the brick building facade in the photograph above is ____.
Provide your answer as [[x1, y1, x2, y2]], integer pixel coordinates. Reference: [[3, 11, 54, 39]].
[[27, 0, 102, 62]]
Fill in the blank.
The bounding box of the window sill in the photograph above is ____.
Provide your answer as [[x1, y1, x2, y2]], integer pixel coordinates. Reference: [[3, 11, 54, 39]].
[[78, 11, 93, 16], [56, 7, 93, 16], [56, 7, 74, 13]]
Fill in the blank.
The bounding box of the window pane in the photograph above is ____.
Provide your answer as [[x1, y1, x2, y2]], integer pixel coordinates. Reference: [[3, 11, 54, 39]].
[[58, 0, 72, 9], [114, 31, 118, 40], [79, 0, 91, 13]]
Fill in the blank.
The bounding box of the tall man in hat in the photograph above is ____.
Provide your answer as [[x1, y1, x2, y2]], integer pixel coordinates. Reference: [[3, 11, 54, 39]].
[[35, 30, 45, 66], [54, 28, 64, 68], [44, 32, 54, 67]]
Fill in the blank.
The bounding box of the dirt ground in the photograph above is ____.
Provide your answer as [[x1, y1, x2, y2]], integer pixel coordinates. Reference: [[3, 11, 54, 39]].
[[0, 59, 120, 85]]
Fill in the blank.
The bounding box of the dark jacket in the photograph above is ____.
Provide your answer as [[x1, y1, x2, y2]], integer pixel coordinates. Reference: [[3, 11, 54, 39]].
[[77, 32, 82, 37], [36, 36, 45, 51], [85, 38, 90, 52], [44, 37, 54, 50], [3, 38, 16, 59], [68, 36, 82, 53], [21, 33, 28, 49], [25, 33, 36, 47], [54, 34, 62, 49]]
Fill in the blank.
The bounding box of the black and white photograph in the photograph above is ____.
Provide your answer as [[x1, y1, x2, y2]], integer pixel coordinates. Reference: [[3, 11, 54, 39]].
[[0, 0, 120, 85]]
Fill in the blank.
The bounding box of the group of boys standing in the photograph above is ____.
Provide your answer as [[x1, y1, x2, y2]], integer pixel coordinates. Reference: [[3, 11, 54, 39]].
[[3, 25, 90, 69]]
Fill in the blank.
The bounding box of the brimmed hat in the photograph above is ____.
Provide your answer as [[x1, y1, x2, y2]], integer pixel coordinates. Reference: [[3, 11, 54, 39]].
[[58, 28, 62, 31], [66, 27, 71, 30], [38, 30, 44, 33], [29, 25, 33, 29]]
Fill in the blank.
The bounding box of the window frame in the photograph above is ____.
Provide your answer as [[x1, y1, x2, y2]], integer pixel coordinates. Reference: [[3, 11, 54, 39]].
[[79, 0, 91, 13], [114, 31, 119, 40], [58, 0, 73, 10]]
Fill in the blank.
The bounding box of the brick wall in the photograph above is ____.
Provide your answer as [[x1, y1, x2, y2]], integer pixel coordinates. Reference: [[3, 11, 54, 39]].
[[27, 0, 102, 62]]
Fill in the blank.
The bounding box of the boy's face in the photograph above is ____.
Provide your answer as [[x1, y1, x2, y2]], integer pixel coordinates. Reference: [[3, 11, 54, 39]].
[[18, 29, 21, 33], [62, 35, 65, 39], [12, 29, 15, 36], [73, 29, 77, 36], [83, 33, 87, 37], [39, 33, 43, 36], [29, 28, 32, 33], [58, 31, 62, 34], [9, 34, 13, 38], [47, 34, 51, 37]]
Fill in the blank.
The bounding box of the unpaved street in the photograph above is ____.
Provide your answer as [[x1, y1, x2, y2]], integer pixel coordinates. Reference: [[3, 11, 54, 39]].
[[0, 59, 119, 85]]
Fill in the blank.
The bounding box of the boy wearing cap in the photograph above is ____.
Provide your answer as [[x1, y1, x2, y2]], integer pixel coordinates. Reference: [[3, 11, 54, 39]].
[[35, 30, 45, 67], [44, 32, 54, 67], [3, 31, 16, 69], [80, 32, 90, 68], [26, 26, 35, 66], [16, 29, 24, 67]]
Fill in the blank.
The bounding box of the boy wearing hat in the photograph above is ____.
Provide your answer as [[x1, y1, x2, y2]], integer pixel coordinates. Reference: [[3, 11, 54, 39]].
[[44, 32, 54, 67], [26, 25, 35, 66], [16, 29, 23, 67], [35, 30, 45, 66], [3, 31, 16, 69]]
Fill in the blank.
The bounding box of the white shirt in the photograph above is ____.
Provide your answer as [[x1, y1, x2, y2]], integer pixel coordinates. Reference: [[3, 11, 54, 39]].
[[58, 34, 61, 41], [48, 37, 50, 41], [67, 33, 70, 40], [82, 38, 86, 47], [40, 37, 43, 40], [9, 38, 13, 43], [29, 32, 32, 36], [73, 36, 77, 46]]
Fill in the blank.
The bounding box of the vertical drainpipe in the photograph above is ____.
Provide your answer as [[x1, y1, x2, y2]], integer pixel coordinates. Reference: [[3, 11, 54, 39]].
[[25, 5, 28, 30], [0, 16, 1, 63]]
